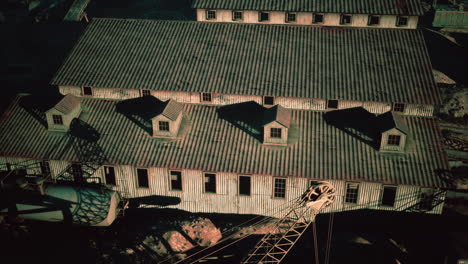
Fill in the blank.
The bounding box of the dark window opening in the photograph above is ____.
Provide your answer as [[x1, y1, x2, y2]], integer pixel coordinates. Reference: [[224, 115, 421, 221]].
[[170, 170, 182, 191], [83, 86, 93, 96], [204, 173, 216, 193], [345, 182, 359, 204], [71, 163, 83, 182], [387, 135, 401, 146], [206, 10, 216, 20], [340, 14, 352, 25], [264, 96, 274, 105], [259, 12, 269, 22], [104, 166, 116, 185], [274, 178, 286, 198], [313, 13, 324, 24], [137, 168, 149, 188], [381, 185, 397, 207], [233, 11, 243, 21], [40, 160, 51, 177], [141, 89, 151, 97], [368, 15, 380, 26], [286, 13, 296, 23], [159, 121, 170, 132], [201, 92, 212, 102], [52, 114, 63, 125], [396, 16, 408, 27], [270, 127, 282, 138], [327, 99, 338, 109], [393, 103, 405, 113], [239, 176, 251, 196]]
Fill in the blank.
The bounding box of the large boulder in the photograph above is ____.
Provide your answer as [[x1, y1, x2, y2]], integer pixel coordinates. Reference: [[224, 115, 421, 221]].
[[180, 217, 222, 247], [163, 230, 194, 252]]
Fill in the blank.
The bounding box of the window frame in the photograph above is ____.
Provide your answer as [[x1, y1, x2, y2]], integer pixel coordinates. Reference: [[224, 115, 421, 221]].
[[263, 96, 275, 106], [345, 182, 359, 204], [140, 89, 151, 97], [206, 10, 216, 20], [232, 10, 243, 21], [52, 114, 63, 125], [239, 175, 251, 196], [312, 13, 324, 24], [82, 86, 93, 96], [380, 185, 397, 207], [40, 160, 51, 177], [71, 163, 83, 181], [285, 12, 297, 23], [136, 168, 149, 188], [327, 99, 339, 109], [396, 16, 408, 27], [203, 172, 217, 194], [104, 166, 117, 186], [270, 127, 282, 139], [273, 177, 287, 199], [387, 135, 401, 146], [259, 11, 270, 22], [159, 121, 170, 132], [392, 103, 405, 113], [201, 92, 212, 103], [340, 14, 352, 25], [169, 170, 183, 191], [368, 15, 380, 26]]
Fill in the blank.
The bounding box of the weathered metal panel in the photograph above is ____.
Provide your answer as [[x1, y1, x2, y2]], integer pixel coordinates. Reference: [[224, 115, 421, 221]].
[[433, 11, 468, 27]]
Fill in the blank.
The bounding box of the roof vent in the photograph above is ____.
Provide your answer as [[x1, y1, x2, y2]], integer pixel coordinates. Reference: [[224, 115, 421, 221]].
[[376, 111, 408, 152], [262, 105, 291, 145], [45, 94, 82, 132]]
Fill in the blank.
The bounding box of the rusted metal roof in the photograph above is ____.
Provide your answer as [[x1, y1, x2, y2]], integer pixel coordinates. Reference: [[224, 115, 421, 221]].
[[263, 105, 291, 128], [0, 96, 449, 188], [51, 19, 439, 105], [377, 111, 409, 134], [192, 0, 425, 16], [52, 94, 82, 114], [161, 100, 184, 121]]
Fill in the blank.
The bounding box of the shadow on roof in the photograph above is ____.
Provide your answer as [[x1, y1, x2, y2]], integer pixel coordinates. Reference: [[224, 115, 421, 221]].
[[217, 101, 265, 142], [324, 107, 380, 149], [116, 96, 166, 135], [18, 93, 68, 129]]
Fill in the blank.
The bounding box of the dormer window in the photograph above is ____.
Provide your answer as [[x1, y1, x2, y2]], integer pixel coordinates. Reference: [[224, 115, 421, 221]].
[[82, 86, 93, 96], [340, 14, 352, 25], [270, 127, 282, 138], [387, 135, 401, 146], [286, 13, 296, 23], [263, 96, 274, 106], [368, 15, 380, 26], [327, 99, 339, 109], [232, 11, 243, 21], [159, 121, 170, 131], [392, 103, 405, 113], [206, 10, 216, 20], [52, 114, 63, 125], [313, 13, 324, 24], [377, 111, 408, 152], [263, 105, 291, 145], [396, 16, 408, 27], [201, 92, 212, 102]]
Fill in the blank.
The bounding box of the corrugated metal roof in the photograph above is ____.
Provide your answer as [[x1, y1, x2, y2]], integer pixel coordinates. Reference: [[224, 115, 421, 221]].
[[377, 111, 409, 134], [51, 19, 439, 105], [433, 10, 468, 27], [52, 94, 82, 114], [263, 105, 291, 128], [0, 96, 449, 188], [64, 0, 90, 21], [161, 100, 183, 121], [192, 0, 425, 16]]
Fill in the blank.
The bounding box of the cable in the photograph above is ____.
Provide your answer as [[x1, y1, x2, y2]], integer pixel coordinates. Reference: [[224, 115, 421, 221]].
[[312, 220, 320, 264]]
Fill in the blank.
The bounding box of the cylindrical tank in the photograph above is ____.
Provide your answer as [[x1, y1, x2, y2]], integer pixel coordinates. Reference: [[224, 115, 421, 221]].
[[1, 184, 122, 226]]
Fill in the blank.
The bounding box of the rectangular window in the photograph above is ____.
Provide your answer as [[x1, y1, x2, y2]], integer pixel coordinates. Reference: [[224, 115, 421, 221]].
[[159, 121, 170, 132], [141, 89, 151, 97], [204, 173, 216, 193], [263, 96, 274, 105], [286, 12, 296, 23], [82, 86, 93, 96], [259, 11, 269, 22], [381, 185, 397, 207], [392, 103, 405, 113], [104, 166, 116, 185], [232, 11, 243, 21], [387, 135, 401, 146], [368, 15, 380, 26], [340, 14, 352, 25], [40, 160, 51, 177], [137, 168, 149, 188], [345, 182, 359, 204], [71, 163, 83, 181], [52, 114, 63, 125], [201, 92, 212, 102], [270, 127, 282, 138], [273, 178, 286, 198], [170, 170, 182, 191], [396, 16, 408, 27], [313, 13, 324, 24], [206, 10, 216, 20], [327, 99, 338, 109], [239, 176, 251, 196]]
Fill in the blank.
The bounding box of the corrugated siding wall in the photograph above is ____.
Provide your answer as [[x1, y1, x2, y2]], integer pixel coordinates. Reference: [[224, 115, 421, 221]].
[[59, 86, 434, 117]]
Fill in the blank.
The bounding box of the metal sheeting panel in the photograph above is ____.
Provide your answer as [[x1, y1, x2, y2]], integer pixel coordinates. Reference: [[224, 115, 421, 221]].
[[433, 11, 468, 27], [192, 0, 425, 16], [52, 19, 439, 105]]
